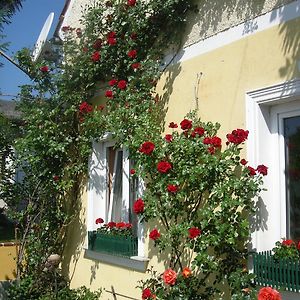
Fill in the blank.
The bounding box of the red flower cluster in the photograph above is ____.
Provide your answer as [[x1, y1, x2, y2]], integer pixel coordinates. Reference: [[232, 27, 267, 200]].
[[226, 129, 249, 145], [95, 218, 104, 224], [127, 0, 137, 6], [107, 221, 116, 228], [142, 288, 155, 299], [139, 141, 155, 155], [131, 62, 141, 70], [258, 287, 281, 300], [79, 102, 93, 114], [180, 119, 192, 130], [188, 227, 201, 239], [149, 228, 160, 240], [247, 164, 268, 176], [257, 164, 268, 176], [163, 269, 177, 285], [167, 184, 178, 193], [191, 127, 205, 138], [105, 90, 113, 98], [282, 239, 294, 246], [109, 79, 118, 86], [133, 198, 145, 214], [91, 51, 100, 62], [127, 49, 137, 59], [157, 161, 172, 173], [130, 168, 136, 175], [107, 31, 117, 45], [247, 166, 256, 176], [169, 122, 178, 128], [240, 159, 248, 165], [165, 134, 173, 142], [117, 80, 127, 89], [40, 65, 49, 72], [203, 136, 222, 154], [53, 175, 59, 182]]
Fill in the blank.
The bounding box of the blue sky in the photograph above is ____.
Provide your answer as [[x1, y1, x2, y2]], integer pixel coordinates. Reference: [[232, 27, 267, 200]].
[[0, 1, 65, 100]]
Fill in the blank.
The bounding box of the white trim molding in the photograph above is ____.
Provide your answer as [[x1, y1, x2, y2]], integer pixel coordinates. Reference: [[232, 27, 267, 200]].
[[246, 78, 300, 252]]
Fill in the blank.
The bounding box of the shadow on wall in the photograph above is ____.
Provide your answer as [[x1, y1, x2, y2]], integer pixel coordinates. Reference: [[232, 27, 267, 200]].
[[276, 2, 300, 79], [61, 181, 88, 283], [183, 0, 295, 47]]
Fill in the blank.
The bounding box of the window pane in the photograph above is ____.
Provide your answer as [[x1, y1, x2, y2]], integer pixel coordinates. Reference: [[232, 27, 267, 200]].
[[111, 150, 123, 222], [284, 116, 300, 240]]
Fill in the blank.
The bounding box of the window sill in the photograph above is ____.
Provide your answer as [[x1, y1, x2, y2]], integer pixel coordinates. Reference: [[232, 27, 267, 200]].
[[83, 248, 149, 272]]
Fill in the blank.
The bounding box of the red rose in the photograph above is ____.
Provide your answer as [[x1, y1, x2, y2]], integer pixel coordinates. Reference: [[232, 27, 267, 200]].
[[257, 164, 268, 176], [240, 159, 248, 165], [163, 269, 177, 285], [211, 136, 222, 148], [258, 287, 281, 300], [93, 39, 102, 50], [91, 51, 100, 62], [128, 49, 137, 59], [203, 137, 211, 145], [131, 62, 141, 70], [169, 122, 178, 128], [97, 105, 104, 111], [149, 228, 160, 240], [247, 166, 256, 176], [105, 90, 113, 98], [116, 222, 126, 228], [157, 161, 172, 173], [182, 267, 192, 278], [133, 198, 144, 214], [125, 223, 133, 229], [127, 0, 136, 6], [165, 134, 173, 142], [282, 239, 294, 246], [167, 184, 178, 193], [107, 32, 116, 38], [130, 169, 136, 175], [106, 221, 116, 228], [95, 218, 104, 224], [117, 80, 127, 89], [53, 175, 59, 181], [107, 37, 117, 45], [79, 101, 93, 114], [180, 119, 192, 130], [226, 129, 249, 145], [40, 65, 49, 72], [193, 127, 205, 136], [139, 141, 155, 155], [109, 79, 118, 86], [188, 227, 201, 239], [297, 241, 300, 250]]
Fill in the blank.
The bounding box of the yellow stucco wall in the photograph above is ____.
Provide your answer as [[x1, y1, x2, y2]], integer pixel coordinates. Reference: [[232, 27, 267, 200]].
[[64, 15, 300, 300], [0, 245, 17, 280]]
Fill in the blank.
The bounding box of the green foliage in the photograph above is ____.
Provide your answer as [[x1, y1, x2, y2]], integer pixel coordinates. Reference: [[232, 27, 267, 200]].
[[7, 276, 101, 300], [273, 239, 300, 261]]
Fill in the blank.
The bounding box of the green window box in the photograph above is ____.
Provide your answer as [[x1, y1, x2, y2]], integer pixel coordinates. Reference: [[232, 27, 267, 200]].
[[88, 231, 138, 257], [252, 251, 300, 292]]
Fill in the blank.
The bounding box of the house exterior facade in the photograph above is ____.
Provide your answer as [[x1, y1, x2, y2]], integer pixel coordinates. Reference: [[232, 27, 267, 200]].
[[58, 0, 300, 299]]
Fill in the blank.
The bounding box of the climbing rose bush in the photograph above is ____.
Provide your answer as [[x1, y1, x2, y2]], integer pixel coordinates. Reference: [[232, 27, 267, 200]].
[[135, 112, 267, 299]]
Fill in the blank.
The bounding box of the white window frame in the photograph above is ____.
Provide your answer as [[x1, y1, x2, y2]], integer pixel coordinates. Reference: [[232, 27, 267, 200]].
[[246, 78, 300, 252], [85, 134, 148, 270]]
